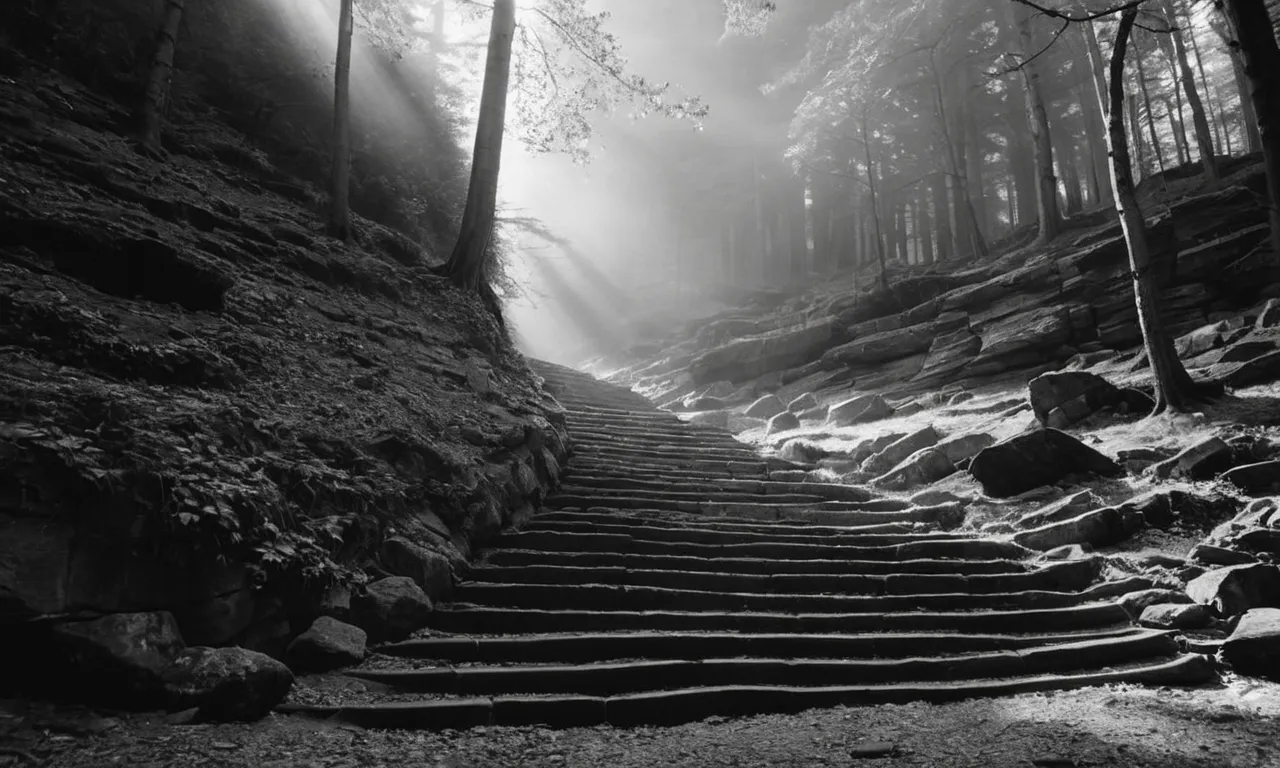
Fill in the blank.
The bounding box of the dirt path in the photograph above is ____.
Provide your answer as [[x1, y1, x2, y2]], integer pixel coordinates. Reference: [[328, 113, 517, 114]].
[[7, 679, 1278, 768]]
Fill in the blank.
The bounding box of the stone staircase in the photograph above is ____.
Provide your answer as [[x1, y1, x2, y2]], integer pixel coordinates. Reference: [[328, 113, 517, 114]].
[[284, 361, 1214, 729]]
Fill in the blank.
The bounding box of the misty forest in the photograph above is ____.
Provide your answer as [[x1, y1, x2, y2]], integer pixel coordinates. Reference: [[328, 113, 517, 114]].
[[5, 0, 1280, 765]]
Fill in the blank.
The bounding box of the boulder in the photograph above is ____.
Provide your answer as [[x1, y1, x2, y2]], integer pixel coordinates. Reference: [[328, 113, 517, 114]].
[[286, 616, 366, 673], [688, 410, 729, 429], [827, 394, 893, 426], [1222, 608, 1280, 680], [1222, 461, 1280, 496], [1028, 371, 1121, 425], [351, 576, 433, 641], [1175, 319, 1251, 358], [871, 448, 956, 491], [379, 537, 453, 601], [1150, 436, 1235, 481], [1190, 543, 1258, 567], [766, 411, 801, 436], [163, 646, 293, 722], [935, 433, 994, 465], [969, 429, 1123, 498], [50, 611, 186, 707], [1186, 564, 1280, 616], [1117, 588, 1193, 619], [690, 319, 835, 385], [787, 393, 819, 413], [1139, 603, 1212, 630], [863, 426, 941, 476], [745, 394, 786, 419], [1012, 507, 1143, 551]]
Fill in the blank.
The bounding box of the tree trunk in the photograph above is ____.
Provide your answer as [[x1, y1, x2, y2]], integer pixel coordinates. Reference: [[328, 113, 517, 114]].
[[1165, 0, 1220, 184], [1220, 0, 1280, 260], [919, 183, 935, 265], [1134, 33, 1167, 175], [447, 0, 516, 290], [929, 51, 989, 259], [961, 76, 988, 240], [932, 172, 951, 261], [1083, 17, 1117, 205], [140, 0, 185, 154], [788, 176, 808, 280], [1213, 14, 1263, 154], [1154, 25, 1192, 167], [1185, 3, 1227, 154], [1010, 1, 1061, 243], [861, 115, 890, 290], [1095, 6, 1213, 414], [327, 0, 355, 241]]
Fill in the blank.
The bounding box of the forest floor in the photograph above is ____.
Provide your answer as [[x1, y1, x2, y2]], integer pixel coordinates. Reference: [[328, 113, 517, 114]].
[[5, 677, 1280, 768]]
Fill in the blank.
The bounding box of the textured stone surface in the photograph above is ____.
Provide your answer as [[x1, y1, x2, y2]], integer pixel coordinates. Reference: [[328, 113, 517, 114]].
[[969, 429, 1122, 498], [1186, 564, 1280, 616], [827, 394, 893, 426], [163, 646, 294, 721], [351, 576, 434, 642], [1222, 608, 1280, 680], [286, 616, 367, 673]]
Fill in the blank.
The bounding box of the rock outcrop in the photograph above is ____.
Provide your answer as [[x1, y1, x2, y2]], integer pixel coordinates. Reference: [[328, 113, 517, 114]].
[[969, 430, 1123, 498]]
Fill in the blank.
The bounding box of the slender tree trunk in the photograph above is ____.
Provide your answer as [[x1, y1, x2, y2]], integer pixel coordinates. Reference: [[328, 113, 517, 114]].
[[1134, 33, 1168, 176], [1154, 26, 1193, 166], [1010, 1, 1061, 242], [960, 77, 988, 239], [1213, 15, 1263, 153], [140, 0, 185, 154], [1008, 116, 1039, 225], [1095, 7, 1213, 414], [919, 183, 934, 265], [327, 0, 355, 240], [1185, 3, 1226, 153], [932, 172, 951, 261], [788, 176, 808, 280], [447, 0, 516, 290], [1076, 85, 1108, 207], [1165, 0, 1220, 183], [1221, 0, 1280, 260], [861, 116, 890, 290], [930, 51, 989, 259]]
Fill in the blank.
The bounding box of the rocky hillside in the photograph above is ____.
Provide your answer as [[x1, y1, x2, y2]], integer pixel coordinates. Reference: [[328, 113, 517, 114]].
[[602, 159, 1280, 657], [0, 20, 566, 715]]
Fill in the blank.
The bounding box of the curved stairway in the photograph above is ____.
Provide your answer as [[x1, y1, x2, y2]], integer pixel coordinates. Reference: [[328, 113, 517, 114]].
[[286, 361, 1214, 729]]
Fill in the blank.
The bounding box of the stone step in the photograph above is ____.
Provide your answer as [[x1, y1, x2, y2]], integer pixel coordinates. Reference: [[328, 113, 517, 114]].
[[379, 627, 1154, 663], [571, 426, 745, 445], [426, 602, 1134, 635], [466, 559, 1098, 595], [277, 656, 1214, 729], [570, 456, 770, 477], [572, 444, 760, 463], [529, 508, 916, 535], [451, 581, 1115, 614], [351, 632, 1179, 696], [554, 477, 877, 503], [542, 497, 922, 520], [512, 519, 973, 548], [492, 530, 1022, 561], [483, 549, 1029, 576], [550, 488, 839, 507]]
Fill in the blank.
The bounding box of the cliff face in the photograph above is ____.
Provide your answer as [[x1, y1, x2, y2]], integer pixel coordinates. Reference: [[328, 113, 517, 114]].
[[0, 24, 566, 665]]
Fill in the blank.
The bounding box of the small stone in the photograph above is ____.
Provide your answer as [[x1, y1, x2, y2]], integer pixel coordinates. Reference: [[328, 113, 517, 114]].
[[351, 576, 434, 642], [787, 393, 819, 412], [1117, 589, 1192, 619], [1222, 461, 1280, 496], [287, 617, 367, 673], [1152, 437, 1234, 481], [765, 411, 801, 436], [850, 742, 897, 759], [1222, 608, 1280, 680], [827, 394, 893, 426], [162, 646, 293, 722]]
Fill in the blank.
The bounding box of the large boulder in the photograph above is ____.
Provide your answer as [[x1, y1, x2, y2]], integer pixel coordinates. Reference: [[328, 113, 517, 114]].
[[863, 426, 941, 476], [1027, 371, 1152, 428], [379, 537, 453, 601], [969, 429, 1123, 498], [1222, 608, 1280, 680], [690, 319, 835, 385], [163, 646, 293, 722], [745, 394, 786, 419], [871, 448, 956, 491], [286, 616, 367, 673], [1186, 564, 1280, 616], [351, 576, 433, 641], [50, 611, 186, 707], [827, 394, 893, 426]]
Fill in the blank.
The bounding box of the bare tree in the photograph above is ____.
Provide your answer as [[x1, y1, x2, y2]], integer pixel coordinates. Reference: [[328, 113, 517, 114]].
[[139, 0, 186, 156], [328, 0, 355, 241]]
